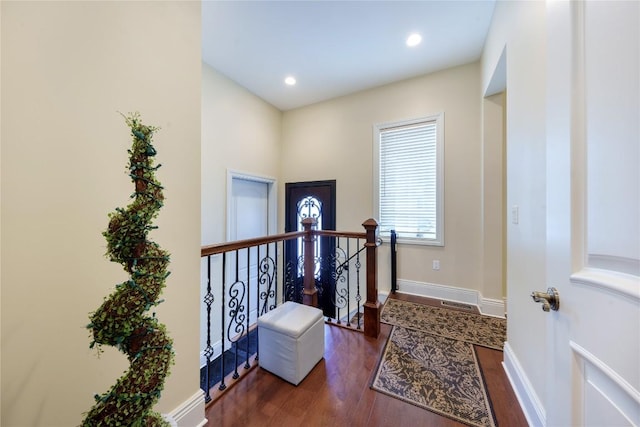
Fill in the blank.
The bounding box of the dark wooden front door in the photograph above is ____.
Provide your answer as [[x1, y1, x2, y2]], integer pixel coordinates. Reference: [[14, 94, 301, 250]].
[[284, 180, 336, 317]]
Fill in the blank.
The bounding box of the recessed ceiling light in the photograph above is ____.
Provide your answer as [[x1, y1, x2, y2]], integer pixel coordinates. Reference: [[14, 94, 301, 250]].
[[406, 33, 422, 47], [284, 76, 296, 86]]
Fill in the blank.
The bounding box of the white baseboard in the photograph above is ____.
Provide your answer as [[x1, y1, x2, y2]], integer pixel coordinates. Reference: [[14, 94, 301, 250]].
[[503, 342, 546, 426], [395, 279, 505, 318], [481, 297, 506, 318], [200, 340, 224, 368], [379, 290, 389, 303], [165, 390, 207, 427]]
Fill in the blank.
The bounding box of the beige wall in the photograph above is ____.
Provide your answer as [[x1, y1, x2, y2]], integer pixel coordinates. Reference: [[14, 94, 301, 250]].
[[482, 0, 548, 411], [280, 62, 505, 301], [482, 92, 506, 299], [200, 64, 282, 363], [201, 64, 282, 246], [1, 2, 201, 425]]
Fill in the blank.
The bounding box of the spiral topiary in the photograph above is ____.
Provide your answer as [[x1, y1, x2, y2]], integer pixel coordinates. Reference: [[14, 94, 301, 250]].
[[83, 113, 174, 427]]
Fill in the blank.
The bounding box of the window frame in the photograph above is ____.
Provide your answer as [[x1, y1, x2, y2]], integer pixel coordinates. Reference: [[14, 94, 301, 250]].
[[373, 113, 445, 246]]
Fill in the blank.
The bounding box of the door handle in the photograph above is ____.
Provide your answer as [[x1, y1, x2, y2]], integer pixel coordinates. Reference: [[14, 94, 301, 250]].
[[531, 287, 560, 312]]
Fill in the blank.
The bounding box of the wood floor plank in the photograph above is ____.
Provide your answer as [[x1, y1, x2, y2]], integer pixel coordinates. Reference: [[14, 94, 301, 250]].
[[475, 345, 529, 427], [205, 294, 527, 426]]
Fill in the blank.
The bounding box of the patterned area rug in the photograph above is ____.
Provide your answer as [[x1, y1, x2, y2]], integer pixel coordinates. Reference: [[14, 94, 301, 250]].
[[380, 298, 506, 350], [371, 298, 506, 427], [372, 326, 496, 427]]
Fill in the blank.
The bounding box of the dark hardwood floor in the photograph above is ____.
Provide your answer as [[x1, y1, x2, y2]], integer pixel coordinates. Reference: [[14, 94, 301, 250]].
[[204, 293, 527, 427]]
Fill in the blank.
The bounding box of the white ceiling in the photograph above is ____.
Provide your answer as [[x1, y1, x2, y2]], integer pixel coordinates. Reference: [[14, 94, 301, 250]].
[[202, 1, 496, 111]]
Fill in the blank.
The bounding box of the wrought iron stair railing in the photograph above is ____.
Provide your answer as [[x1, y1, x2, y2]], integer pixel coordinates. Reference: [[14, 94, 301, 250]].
[[200, 219, 380, 403]]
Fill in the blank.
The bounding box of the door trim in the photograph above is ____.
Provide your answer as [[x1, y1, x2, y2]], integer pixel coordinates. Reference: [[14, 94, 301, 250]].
[[503, 342, 546, 427], [570, 341, 640, 426], [570, 269, 640, 302], [226, 169, 277, 240]]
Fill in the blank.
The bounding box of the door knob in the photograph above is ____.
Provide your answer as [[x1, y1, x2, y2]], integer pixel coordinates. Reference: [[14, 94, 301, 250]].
[[531, 287, 560, 312]]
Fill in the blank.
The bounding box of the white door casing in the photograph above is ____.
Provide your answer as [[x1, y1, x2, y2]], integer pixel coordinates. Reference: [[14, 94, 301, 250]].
[[544, 2, 640, 426]]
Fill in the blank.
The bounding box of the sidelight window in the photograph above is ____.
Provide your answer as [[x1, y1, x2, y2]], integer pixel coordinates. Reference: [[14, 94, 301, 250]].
[[296, 196, 322, 277]]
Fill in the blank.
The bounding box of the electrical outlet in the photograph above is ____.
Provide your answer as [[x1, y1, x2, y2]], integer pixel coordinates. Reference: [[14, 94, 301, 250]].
[[432, 260, 440, 270]]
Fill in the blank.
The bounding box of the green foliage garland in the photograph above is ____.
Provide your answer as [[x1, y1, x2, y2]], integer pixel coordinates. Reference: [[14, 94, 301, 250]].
[[83, 113, 174, 427]]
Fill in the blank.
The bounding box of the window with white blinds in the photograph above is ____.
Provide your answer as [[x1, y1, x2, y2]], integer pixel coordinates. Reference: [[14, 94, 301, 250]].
[[374, 114, 444, 245]]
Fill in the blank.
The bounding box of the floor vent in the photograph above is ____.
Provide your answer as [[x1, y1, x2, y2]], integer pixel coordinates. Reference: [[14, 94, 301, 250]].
[[440, 300, 474, 311]]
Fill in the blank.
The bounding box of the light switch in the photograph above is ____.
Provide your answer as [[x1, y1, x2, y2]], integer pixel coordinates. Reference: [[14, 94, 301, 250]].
[[512, 205, 519, 225]]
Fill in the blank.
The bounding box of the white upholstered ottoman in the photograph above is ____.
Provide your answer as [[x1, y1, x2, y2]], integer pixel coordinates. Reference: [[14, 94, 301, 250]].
[[257, 301, 325, 385]]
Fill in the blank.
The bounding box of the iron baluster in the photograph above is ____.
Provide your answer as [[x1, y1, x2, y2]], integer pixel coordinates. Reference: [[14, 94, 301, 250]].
[[356, 238, 362, 329], [245, 247, 251, 370], [273, 242, 278, 312], [390, 230, 397, 294], [203, 255, 215, 402], [227, 249, 247, 380], [347, 238, 351, 327], [333, 239, 349, 324], [219, 252, 227, 391], [258, 245, 277, 316]]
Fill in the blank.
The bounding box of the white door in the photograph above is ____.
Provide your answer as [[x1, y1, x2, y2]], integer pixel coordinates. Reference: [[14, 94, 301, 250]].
[[229, 176, 269, 326], [544, 1, 640, 425], [229, 177, 268, 241]]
